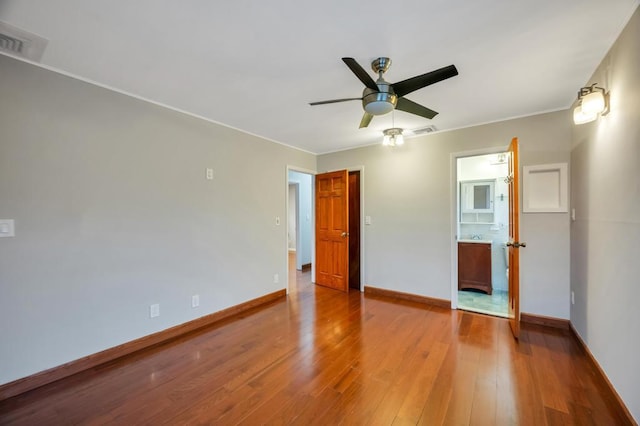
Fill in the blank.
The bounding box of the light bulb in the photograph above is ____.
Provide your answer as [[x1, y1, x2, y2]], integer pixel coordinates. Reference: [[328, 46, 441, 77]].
[[573, 105, 597, 125], [581, 91, 605, 114]]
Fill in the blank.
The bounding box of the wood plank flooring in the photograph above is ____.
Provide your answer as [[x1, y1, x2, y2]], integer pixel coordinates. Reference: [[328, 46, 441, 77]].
[[0, 260, 630, 425]]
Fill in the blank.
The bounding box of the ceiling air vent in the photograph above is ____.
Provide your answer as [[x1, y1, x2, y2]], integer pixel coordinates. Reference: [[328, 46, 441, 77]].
[[0, 21, 48, 62], [412, 125, 437, 135]]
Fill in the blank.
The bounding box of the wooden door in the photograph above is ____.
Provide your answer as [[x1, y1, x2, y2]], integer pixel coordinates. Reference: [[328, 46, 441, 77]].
[[315, 170, 349, 292], [507, 137, 522, 339]]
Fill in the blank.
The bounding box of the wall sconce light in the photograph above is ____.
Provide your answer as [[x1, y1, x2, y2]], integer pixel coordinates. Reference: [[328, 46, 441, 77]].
[[382, 128, 404, 146], [573, 83, 609, 125], [490, 152, 507, 165]]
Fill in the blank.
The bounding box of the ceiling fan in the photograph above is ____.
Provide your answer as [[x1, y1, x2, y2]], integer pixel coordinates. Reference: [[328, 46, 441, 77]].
[[310, 57, 458, 128]]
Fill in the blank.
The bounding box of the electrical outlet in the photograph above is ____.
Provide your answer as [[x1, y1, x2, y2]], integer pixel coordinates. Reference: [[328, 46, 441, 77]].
[[150, 303, 160, 318], [273, 273, 279, 284], [192, 294, 200, 308], [206, 168, 214, 180]]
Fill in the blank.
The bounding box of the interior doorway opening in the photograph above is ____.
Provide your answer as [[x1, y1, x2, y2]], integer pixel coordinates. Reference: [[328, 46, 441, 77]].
[[287, 169, 314, 291], [348, 171, 361, 290], [455, 152, 510, 317], [287, 167, 364, 294], [314, 168, 363, 293]]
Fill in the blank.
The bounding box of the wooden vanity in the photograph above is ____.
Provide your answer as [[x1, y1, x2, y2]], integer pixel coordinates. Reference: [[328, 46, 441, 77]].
[[458, 241, 492, 295]]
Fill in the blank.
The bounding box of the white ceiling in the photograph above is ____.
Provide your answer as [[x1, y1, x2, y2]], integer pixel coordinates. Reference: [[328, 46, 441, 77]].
[[1, 1, 638, 154]]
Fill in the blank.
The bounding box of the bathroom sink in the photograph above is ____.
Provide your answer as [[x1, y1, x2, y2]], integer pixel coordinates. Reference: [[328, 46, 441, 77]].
[[458, 238, 493, 244]]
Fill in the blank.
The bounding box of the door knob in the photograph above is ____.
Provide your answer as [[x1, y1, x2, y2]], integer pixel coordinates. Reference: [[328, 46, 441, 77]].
[[506, 241, 527, 248], [341, 232, 349, 237]]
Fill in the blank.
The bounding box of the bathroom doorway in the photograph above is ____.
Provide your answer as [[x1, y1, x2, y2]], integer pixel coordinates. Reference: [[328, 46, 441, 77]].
[[455, 152, 510, 317]]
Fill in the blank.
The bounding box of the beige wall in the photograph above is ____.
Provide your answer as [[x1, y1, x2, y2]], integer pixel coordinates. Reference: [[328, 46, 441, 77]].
[[0, 54, 316, 385], [571, 7, 640, 421], [318, 111, 572, 318]]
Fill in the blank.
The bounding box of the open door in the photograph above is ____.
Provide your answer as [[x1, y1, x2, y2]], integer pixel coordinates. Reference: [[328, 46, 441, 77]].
[[315, 170, 349, 292], [507, 137, 525, 339], [348, 171, 361, 290]]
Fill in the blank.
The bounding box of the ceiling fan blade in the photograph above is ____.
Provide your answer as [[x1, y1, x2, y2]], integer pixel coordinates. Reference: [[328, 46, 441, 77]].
[[309, 97, 362, 106], [396, 97, 438, 119], [359, 112, 374, 128], [392, 65, 458, 97], [342, 57, 379, 91]]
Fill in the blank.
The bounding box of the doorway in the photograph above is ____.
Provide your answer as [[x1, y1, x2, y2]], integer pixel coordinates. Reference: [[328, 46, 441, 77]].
[[348, 171, 361, 290], [286, 167, 363, 293], [287, 169, 314, 286], [454, 152, 510, 317], [314, 168, 363, 293]]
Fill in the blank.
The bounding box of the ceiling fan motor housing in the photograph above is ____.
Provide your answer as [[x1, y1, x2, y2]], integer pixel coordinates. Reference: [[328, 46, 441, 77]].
[[362, 85, 397, 116], [362, 57, 396, 116]]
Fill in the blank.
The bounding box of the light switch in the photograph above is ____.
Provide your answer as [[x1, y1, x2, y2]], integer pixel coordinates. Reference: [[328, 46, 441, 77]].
[[0, 219, 15, 237], [275, 216, 280, 226], [150, 303, 160, 318], [365, 216, 372, 225]]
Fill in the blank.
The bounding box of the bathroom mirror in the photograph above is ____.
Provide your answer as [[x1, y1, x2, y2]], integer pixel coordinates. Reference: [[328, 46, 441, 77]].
[[461, 180, 494, 214]]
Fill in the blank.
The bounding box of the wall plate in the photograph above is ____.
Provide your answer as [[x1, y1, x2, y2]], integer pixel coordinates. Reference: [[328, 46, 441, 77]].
[[0, 219, 15, 237]]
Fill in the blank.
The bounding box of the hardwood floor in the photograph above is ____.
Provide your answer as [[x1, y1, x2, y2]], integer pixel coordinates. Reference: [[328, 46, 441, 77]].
[[0, 260, 630, 425]]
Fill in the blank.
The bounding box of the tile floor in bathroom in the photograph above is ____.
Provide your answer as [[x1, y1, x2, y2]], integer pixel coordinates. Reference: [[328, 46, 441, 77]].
[[458, 289, 508, 318]]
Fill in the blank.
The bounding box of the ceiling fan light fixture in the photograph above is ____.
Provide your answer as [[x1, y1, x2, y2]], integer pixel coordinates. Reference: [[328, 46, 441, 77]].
[[365, 100, 395, 115], [382, 128, 404, 147], [362, 88, 397, 116]]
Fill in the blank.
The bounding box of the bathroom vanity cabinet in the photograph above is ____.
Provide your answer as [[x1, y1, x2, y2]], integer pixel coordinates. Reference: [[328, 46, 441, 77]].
[[458, 241, 492, 295]]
